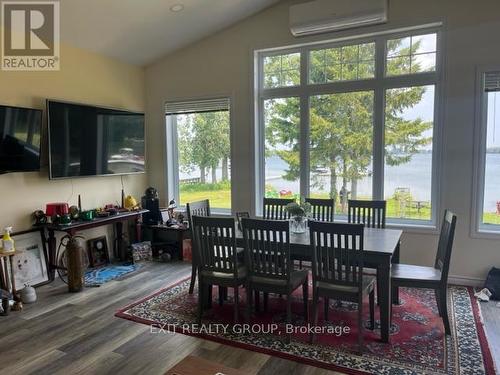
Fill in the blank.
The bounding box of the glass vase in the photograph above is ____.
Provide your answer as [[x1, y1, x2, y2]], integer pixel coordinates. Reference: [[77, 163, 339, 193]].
[[290, 216, 307, 234]]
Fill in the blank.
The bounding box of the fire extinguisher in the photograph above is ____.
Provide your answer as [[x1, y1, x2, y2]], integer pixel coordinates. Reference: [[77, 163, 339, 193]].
[[59, 235, 86, 292]]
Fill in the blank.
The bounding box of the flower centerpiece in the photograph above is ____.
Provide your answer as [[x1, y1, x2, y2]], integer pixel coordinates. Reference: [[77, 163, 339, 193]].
[[285, 201, 311, 234]]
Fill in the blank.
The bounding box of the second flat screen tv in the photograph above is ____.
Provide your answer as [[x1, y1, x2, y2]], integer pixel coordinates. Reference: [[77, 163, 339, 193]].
[[47, 100, 145, 179]]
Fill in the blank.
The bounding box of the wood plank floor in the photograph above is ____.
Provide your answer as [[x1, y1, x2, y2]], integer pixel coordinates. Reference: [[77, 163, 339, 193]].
[[0, 262, 340, 375], [479, 300, 500, 372], [1, 262, 498, 375]]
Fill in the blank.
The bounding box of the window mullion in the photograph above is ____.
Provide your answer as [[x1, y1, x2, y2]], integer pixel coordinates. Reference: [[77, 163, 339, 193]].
[[300, 50, 310, 199], [373, 38, 386, 200]]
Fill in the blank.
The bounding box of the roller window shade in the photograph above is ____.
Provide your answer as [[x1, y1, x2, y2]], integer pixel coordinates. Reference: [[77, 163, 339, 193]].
[[485, 72, 500, 92], [165, 98, 230, 115]]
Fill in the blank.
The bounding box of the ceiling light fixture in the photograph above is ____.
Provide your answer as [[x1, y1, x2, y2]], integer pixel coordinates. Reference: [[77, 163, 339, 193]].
[[169, 3, 184, 12]]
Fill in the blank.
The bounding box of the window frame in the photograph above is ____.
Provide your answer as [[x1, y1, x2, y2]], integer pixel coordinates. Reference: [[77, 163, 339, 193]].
[[472, 66, 500, 237], [165, 96, 234, 214], [254, 26, 443, 229]]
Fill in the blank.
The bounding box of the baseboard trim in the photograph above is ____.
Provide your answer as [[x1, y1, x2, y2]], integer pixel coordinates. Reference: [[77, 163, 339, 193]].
[[449, 275, 485, 287]]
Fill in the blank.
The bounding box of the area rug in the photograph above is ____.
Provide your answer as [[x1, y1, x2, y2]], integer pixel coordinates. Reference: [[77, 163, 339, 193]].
[[85, 263, 140, 286], [115, 277, 495, 375]]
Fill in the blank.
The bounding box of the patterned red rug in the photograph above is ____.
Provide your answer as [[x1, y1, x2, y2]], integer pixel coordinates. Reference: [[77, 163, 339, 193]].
[[115, 277, 495, 375]]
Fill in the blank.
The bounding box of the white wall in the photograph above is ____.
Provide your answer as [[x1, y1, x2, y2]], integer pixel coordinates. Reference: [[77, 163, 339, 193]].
[[145, 0, 500, 283]]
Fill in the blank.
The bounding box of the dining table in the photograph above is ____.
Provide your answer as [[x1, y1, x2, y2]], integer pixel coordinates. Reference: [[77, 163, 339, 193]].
[[234, 226, 402, 343]]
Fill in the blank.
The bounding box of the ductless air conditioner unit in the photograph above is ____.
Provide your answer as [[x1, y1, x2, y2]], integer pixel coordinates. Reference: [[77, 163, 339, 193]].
[[290, 0, 388, 37]]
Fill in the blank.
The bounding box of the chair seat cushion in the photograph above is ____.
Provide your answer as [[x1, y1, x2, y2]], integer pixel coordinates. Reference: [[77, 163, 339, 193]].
[[391, 264, 441, 282], [250, 269, 308, 290], [200, 266, 247, 280], [316, 275, 375, 294]]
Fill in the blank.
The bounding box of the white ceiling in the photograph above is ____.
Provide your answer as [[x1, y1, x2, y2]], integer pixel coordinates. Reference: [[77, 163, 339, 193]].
[[60, 0, 280, 66]]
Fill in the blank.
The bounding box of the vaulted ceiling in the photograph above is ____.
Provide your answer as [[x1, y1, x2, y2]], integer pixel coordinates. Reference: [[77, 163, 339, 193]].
[[60, 0, 280, 66]]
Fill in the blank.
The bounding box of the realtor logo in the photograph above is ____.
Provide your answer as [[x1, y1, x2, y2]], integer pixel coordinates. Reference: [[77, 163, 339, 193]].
[[1, 1, 60, 70]]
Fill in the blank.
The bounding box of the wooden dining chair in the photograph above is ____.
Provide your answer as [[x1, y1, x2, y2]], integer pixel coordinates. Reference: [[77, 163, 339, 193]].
[[192, 215, 246, 323], [241, 218, 308, 342], [187, 199, 211, 294], [348, 199, 387, 228], [309, 221, 375, 350], [305, 197, 335, 222], [347, 199, 387, 305], [391, 210, 457, 335], [263, 198, 295, 220]]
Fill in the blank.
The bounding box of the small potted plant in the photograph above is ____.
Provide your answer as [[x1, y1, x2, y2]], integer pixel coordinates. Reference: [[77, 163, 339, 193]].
[[285, 201, 311, 234]]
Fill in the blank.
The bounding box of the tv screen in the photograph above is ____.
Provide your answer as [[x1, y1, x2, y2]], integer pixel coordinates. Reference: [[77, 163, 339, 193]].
[[0, 104, 42, 173], [47, 100, 145, 179]]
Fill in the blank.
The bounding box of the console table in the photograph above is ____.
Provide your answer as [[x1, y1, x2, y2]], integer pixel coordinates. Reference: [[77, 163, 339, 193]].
[[41, 209, 148, 282], [142, 223, 189, 261]]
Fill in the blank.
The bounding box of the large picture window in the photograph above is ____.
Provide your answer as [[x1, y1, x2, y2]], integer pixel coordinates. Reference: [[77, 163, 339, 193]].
[[256, 28, 441, 225], [166, 98, 231, 210], [475, 71, 500, 232]]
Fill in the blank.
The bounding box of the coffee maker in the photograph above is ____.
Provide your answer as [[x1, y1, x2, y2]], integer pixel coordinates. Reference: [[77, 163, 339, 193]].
[[141, 187, 161, 225]]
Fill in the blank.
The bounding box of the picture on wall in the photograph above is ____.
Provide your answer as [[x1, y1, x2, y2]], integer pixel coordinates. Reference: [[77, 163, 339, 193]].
[[12, 229, 49, 288]]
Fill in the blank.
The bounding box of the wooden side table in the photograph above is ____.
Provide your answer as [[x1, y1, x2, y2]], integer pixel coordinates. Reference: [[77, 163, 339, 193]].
[[142, 224, 189, 261], [0, 251, 19, 309]]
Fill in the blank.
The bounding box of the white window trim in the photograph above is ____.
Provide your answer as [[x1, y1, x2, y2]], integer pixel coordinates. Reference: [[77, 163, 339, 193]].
[[471, 66, 500, 238], [254, 26, 443, 230], [165, 95, 235, 214]]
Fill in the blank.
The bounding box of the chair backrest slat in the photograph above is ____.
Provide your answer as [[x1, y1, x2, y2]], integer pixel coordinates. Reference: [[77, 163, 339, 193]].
[[242, 218, 290, 281], [187, 199, 211, 226], [348, 200, 386, 229], [263, 198, 295, 220], [434, 210, 457, 283], [192, 215, 238, 276], [305, 198, 335, 222], [309, 221, 364, 288]]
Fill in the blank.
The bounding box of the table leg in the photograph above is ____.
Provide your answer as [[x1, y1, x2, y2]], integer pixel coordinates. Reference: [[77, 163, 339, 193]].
[[392, 241, 401, 305], [178, 231, 184, 261], [115, 221, 124, 261], [378, 260, 391, 343], [47, 229, 57, 281], [8, 255, 19, 301], [135, 217, 142, 242]]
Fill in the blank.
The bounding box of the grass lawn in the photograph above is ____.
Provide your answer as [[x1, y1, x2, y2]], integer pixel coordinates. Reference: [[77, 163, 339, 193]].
[[180, 183, 500, 224], [180, 183, 231, 209], [483, 212, 500, 225]]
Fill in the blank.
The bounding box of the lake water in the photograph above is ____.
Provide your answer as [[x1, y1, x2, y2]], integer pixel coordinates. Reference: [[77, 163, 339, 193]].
[[266, 153, 500, 212]]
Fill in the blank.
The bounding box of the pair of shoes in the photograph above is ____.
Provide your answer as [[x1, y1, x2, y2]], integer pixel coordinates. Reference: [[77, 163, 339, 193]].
[[474, 288, 493, 302]]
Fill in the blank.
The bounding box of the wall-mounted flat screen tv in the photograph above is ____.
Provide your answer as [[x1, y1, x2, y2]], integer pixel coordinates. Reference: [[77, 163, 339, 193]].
[[47, 100, 145, 179], [0, 104, 42, 174]]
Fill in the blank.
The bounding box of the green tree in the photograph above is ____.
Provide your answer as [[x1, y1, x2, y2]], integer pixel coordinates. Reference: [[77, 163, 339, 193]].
[[265, 40, 432, 206], [177, 111, 230, 184]]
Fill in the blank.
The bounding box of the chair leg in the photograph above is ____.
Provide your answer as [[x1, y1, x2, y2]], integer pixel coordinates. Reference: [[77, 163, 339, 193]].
[[440, 287, 451, 335], [435, 289, 443, 317], [234, 287, 239, 323], [255, 290, 260, 312], [310, 291, 319, 344], [369, 290, 375, 330], [286, 293, 292, 344], [197, 280, 204, 324], [303, 277, 308, 320], [188, 262, 197, 294], [218, 286, 224, 307], [246, 285, 252, 321], [324, 297, 329, 321], [207, 284, 213, 308], [358, 296, 364, 353], [263, 292, 268, 312]]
